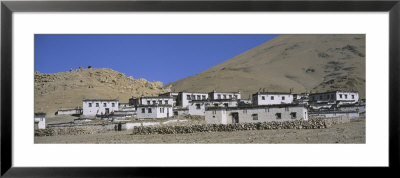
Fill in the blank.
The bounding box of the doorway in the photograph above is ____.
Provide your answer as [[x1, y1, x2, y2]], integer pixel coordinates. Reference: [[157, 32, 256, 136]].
[[231, 112, 239, 123]]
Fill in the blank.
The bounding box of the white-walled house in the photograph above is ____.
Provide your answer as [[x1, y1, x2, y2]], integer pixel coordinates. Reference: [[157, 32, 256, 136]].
[[34, 113, 46, 129], [159, 92, 179, 107], [176, 92, 209, 108], [205, 104, 308, 124], [129, 96, 173, 106], [82, 99, 119, 116], [208, 90, 241, 100], [136, 105, 173, 119], [309, 90, 359, 104], [252, 92, 294, 105]]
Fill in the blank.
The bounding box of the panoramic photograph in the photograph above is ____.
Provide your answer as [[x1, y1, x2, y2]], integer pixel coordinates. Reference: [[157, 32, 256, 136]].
[[34, 34, 366, 144]]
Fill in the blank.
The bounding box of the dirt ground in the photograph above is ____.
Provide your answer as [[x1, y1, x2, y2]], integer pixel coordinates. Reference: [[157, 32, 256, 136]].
[[35, 117, 365, 144]]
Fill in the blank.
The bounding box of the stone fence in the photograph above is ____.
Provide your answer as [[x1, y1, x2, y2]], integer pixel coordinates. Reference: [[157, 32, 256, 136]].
[[131, 117, 351, 135]]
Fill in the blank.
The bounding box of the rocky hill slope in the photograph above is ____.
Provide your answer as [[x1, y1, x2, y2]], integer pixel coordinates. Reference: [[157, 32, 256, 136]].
[[168, 34, 365, 99], [35, 68, 171, 116]]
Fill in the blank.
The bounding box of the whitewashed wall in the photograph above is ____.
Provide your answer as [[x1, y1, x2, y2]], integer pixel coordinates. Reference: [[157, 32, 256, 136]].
[[209, 92, 241, 100], [252, 93, 294, 105], [309, 91, 359, 104], [205, 106, 308, 124], [179, 92, 209, 108], [136, 106, 173, 119], [82, 100, 119, 116], [34, 115, 46, 129]]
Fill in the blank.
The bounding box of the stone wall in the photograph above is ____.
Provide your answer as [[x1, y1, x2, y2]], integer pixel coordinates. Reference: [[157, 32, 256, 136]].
[[132, 117, 351, 135], [35, 125, 115, 136]]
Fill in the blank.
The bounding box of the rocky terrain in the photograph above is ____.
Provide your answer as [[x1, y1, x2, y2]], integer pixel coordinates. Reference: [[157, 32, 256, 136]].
[[168, 34, 365, 99], [35, 68, 171, 116]]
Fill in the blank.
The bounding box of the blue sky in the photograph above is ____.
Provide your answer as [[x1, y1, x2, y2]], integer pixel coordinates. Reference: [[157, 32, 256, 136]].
[[35, 34, 278, 84]]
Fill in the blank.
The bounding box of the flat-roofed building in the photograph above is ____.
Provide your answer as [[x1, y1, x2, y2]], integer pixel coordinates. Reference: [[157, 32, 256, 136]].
[[308, 90, 359, 105], [208, 90, 241, 100], [205, 104, 308, 124], [34, 113, 46, 129], [136, 104, 173, 119], [252, 92, 294, 105], [82, 99, 119, 116], [129, 96, 173, 106], [176, 92, 209, 108]]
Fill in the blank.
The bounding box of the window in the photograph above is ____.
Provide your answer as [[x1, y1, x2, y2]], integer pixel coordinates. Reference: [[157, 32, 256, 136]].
[[252, 114, 258, 120], [187, 95, 191, 100], [152, 101, 156, 105], [214, 104, 219, 107], [229, 95, 232, 99], [159, 100, 163, 104], [165, 100, 168, 104], [196, 104, 201, 109], [160, 108, 164, 113], [223, 95, 227, 99], [148, 108, 152, 113], [275, 113, 281, 119], [202, 95, 206, 100], [290, 112, 297, 119], [339, 94, 343, 98], [89, 103, 92, 107], [262, 96, 265, 100], [197, 95, 201, 100], [141, 108, 145, 113], [217, 94, 221, 99], [282, 96, 285, 100], [112, 103, 115, 107], [224, 103, 228, 107], [271, 96, 274, 100], [327, 95, 330, 99], [331, 94, 334, 99], [147, 101, 151, 105], [103, 103, 107, 107], [96, 103, 99, 107], [320, 96, 322, 100], [345, 94, 348, 99], [234, 95, 237, 99], [352, 95, 355, 99]]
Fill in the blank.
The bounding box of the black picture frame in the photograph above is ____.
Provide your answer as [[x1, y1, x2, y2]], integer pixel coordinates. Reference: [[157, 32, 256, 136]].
[[1, 0, 399, 177]]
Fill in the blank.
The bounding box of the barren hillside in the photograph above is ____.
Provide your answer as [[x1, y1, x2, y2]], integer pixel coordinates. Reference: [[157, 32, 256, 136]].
[[35, 68, 171, 116], [168, 34, 365, 99]]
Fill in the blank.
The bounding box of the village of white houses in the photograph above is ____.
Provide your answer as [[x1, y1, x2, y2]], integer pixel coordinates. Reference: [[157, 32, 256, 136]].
[[34, 34, 366, 143]]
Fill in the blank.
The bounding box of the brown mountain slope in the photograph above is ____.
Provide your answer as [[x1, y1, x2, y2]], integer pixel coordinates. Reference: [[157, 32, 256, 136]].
[[168, 34, 365, 99], [35, 68, 171, 116]]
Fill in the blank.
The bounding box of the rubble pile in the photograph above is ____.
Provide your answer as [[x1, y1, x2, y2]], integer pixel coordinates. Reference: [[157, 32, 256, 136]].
[[132, 118, 348, 135]]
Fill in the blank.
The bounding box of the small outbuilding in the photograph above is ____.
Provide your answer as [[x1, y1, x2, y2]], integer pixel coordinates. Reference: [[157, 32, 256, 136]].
[[34, 113, 46, 129]]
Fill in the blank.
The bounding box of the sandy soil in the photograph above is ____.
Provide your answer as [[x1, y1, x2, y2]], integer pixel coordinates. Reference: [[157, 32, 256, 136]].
[[35, 118, 365, 144]]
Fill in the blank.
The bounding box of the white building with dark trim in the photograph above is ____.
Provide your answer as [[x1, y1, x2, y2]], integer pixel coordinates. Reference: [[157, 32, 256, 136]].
[[205, 104, 308, 124], [308, 90, 359, 105], [34, 113, 46, 129], [176, 92, 209, 108], [129, 96, 173, 106], [208, 90, 241, 100], [159, 92, 179, 107], [252, 92, 294, 105], [82, 99, 119, 116], [136, 104, 173, 119]]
